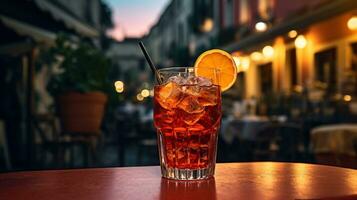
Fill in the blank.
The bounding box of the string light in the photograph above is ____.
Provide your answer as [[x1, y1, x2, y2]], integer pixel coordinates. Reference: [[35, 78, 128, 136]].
[[255, 22, 267, 32], [347, 16, 357, 30], [201, 18, 214, 32], [149, 90, 154, 97], [344, 95, 352, 102], [114, 81, 123, 88], [288, 30, 298, 38], [233, 56, 241, 72], [241, 57, 250, 71], [141, 89, 150, 98], [295, 35, 307, 49], [262, 45, 274, 58], [137, 94, 144, 101], [115, 87, 124, 93], [250, 51, 263, 62], [114, 81, 124, 93]]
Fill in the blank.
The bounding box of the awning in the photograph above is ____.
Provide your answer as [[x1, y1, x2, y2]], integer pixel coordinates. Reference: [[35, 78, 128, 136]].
[[222, 0, 357, 52], [34, 0, 99, 38], [0, 15, 56, 45]]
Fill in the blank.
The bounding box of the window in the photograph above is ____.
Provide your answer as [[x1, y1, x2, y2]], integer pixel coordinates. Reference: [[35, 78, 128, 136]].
[[258, 0, 275, 21], [286, 48, 297, 88], [344, 42, 357, 95], [314, 48, 337, 93], [237, 72, 246, 99], [240, 0, 249, 24], [258, 62, 273, 95]]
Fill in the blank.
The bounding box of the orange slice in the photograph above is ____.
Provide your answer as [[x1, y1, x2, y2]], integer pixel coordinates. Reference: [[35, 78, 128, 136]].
[[194, 49, 237, 92]]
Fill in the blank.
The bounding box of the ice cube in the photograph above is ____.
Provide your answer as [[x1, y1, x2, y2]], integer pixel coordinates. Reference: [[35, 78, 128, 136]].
[[178, 96, 205, 114], [198, 86, 219, 106], [168, 75, 186, 85], [197, 77, 213, 86], [186, 76, 212, 86], [183, 85, 201, 96], [183, 111, 205, 125], [156, 82, 184, 110]]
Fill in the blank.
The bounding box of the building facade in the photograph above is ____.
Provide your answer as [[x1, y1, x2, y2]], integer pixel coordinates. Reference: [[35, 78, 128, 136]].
[[146, 0, 357, 103], [0, 0, 108, 168]]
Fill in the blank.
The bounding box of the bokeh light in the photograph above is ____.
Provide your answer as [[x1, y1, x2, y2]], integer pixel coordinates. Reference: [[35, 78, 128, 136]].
[[295, 35, 307, 49], [288, 30, 298, 38], [250, 51, 263, 62], [347, 16, 357, 30], [141, 89, 150, 97], [262, 45, 274, 58], [255, 22, 267, 32]]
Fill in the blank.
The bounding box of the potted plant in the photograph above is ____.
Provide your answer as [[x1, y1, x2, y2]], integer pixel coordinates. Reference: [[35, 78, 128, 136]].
[[40, 35, 110, 133]]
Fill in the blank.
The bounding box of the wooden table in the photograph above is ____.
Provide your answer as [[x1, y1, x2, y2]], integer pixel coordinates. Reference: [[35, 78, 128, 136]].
[[1, 162, 356, 200]]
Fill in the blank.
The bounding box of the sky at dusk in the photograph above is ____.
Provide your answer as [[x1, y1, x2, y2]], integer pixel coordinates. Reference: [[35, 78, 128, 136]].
[[105, 0, 169, 41]]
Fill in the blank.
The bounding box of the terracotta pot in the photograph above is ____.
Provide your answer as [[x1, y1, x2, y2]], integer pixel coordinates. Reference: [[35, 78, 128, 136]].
[[57, 92, 107, 133]]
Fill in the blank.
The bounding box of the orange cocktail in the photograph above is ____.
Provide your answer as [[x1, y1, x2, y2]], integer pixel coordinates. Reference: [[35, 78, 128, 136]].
[[153, 50, 237, 180], [154, 69, 221, 179]]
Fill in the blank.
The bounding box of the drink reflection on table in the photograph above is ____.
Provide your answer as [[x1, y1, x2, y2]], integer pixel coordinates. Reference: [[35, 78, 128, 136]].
[[160, 177, 217, 200]]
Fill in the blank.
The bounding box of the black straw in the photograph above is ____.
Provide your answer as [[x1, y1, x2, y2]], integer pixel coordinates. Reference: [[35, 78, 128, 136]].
[[138, 41, 162, 84]]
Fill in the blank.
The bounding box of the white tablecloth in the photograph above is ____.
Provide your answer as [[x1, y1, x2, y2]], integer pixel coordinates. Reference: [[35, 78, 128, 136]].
[[311, 124, 357, 156]]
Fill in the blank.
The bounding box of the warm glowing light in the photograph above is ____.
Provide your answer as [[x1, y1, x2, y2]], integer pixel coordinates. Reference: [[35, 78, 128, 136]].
[[288, 30, 298, 38], [255, 22, 267, 32], [141, 89, 150, 98], [347, 16, 357, 30], [295, 35, 307, 49], [201, 18, 214, 32], [262, 45, 274, 58], [294, 85, 303, 93], [241, 57, 250, 71], [149, 89, 154, 97], [233, 56, 241, 71], [137, 93, 144, 101], [344, 95, 352, 102], [114, 81, 124, 89], [250, 51, 263, 62], [114, 81, 124, 93], [115, 87, 124, 93]]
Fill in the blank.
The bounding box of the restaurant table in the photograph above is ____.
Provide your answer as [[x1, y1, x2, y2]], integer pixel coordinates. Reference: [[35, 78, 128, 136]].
[[311, 124, 357, 156], [1, 162, 357, 200]]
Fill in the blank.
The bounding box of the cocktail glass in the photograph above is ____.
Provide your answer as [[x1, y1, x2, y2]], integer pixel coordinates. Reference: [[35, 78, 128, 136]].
[[154, 67, 221, 180]]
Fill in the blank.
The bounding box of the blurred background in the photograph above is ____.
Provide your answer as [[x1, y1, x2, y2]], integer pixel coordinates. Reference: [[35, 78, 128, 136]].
[[0, 0, 357, 172]]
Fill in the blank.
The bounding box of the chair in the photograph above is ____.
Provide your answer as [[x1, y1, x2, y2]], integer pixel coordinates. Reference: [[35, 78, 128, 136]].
[[254, 122, 304, 161], [254, 124, 280, 160], [33, 114, 73, 168], [0, 120, 11, 170], [33, 114, 100, 168], [136, 121, 158, 165]]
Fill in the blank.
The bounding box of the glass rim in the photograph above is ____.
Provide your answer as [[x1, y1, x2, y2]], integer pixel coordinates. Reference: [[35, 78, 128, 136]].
[[157, 66, 220, 73]]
